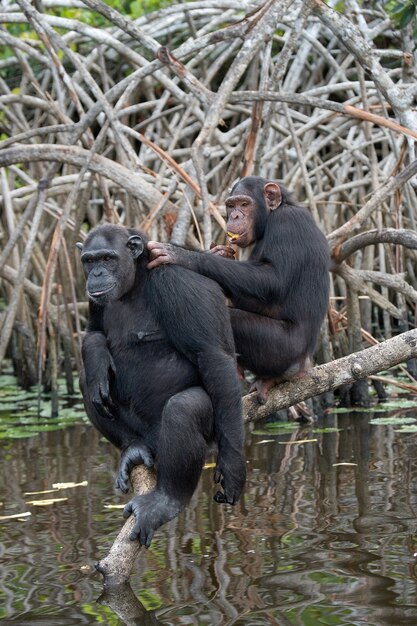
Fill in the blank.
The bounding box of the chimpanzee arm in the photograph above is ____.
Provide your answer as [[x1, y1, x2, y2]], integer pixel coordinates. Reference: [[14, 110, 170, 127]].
[[82, 331, 116, 419], [148, 243, 282, 303], [81, 304, 116, 419]]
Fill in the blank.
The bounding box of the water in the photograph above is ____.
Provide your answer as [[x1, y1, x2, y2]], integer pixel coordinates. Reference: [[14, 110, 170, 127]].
[[1, 404, 417, 625]]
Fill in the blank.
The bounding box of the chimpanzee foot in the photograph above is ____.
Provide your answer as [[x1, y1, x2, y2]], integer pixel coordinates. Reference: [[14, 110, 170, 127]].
[[250, 357, 313, 404], [123, 491, 184, 548], [115, 441, 154, 493], [249, 377, 281, 404]]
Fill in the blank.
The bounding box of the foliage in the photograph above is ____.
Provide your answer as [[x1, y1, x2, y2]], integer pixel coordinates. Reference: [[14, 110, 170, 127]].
[[127, 0, 172, 19], [384, 0, 417, 30]]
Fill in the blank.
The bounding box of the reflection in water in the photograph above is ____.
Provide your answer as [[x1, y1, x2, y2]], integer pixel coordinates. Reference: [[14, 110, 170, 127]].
[[98, 583, 163, 624], [1, 412, 417, 624]]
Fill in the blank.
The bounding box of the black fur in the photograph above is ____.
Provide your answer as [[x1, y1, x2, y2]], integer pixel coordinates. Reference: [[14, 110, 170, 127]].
[[153, 176, 330, 381], [79, 224, 245, 547]]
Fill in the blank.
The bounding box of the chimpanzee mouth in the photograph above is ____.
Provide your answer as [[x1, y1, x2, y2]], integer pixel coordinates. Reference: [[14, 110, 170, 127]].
[[87, 284, 116, 299], [227, 231, 243, 242]]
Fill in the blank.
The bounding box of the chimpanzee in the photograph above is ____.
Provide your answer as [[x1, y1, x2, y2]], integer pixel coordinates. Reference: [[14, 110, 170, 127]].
[[77, 224, 245, 547], [148, 176, 330, 403]]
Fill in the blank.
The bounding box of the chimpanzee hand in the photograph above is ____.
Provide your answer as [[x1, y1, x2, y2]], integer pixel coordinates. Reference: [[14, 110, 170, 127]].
[[86, 354, 117, 419], [115, 440, 154, 493], [209, 242, 236, 259], [147, 241, 187, 270], [213, 449, 246, 505], [123, 491, 183, 548]]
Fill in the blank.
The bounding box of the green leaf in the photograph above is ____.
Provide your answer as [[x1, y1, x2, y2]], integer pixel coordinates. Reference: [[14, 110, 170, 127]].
[[394, 424, 417, 432], [369, 416, 416, 425], [399, 4, 416, 27]]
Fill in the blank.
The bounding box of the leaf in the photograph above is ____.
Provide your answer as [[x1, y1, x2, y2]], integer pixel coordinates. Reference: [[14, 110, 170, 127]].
[[394, 425, 417, 432], [369, 416, 416, 425], [26, 497, 68, 506], [0, 511, 31, 520], [0, 430, 40, 440], [278, 438, 318, 445], [391, 1, 407, 14], [52, 481, 88, 489], [399, 4, 416, 28], [24, 489, 59, 496], [313, 427, 342, 433]]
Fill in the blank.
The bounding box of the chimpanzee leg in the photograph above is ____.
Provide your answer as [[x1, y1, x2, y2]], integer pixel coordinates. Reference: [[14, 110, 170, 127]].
[[123, 387, 213, 547], [197, 349, 246, 505], [230, 309, 311, 403], [230, 308, 308, 378]]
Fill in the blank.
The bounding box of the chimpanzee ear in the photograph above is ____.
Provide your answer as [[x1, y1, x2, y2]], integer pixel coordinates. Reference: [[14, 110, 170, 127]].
[[263, 182, 282, 211], [127, 234, 145, 259], [75, 242, 83, 252]]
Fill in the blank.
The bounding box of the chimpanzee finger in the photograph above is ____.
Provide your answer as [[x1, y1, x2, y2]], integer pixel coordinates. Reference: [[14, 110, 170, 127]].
[[214, 462, 227, 483], [215, 487, 238, 505], [123, 500, 133, 519], [225, 492, 238, 505], [256, 391, 268, 405], [99, 383, 114, 408], [140, 527, 154, 549], [213, 490, 227, 503], [108, 354, 117, 375], [115, 471, 129, 493], [93, 398, 113, 420], [103, 390, 117, 411], [129, 525, 140, 542], [98, 384, 118, 418], [139, 448, 154, 468]]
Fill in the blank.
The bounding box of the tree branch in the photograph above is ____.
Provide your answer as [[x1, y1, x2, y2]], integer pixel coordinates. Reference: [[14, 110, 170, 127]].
[[96, 465, 156, 589], [0, 144, 174, 213], [243, 328, 417, 422], [327, 159, 417, 245], [333, 228, 417, 264]]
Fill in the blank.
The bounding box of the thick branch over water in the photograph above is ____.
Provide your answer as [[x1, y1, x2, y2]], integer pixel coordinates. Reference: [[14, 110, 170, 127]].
[[243, 329, 417, 422]]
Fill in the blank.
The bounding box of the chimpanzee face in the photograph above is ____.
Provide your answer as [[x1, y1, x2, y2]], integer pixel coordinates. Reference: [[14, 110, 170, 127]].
[[224, 181, 282, 247], [225, 194, 258, 248], [77, 227, 144, 304]]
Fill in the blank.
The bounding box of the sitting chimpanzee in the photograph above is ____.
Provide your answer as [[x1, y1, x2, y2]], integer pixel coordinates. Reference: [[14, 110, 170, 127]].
[[148, 176, 330, 403], [77, 224, 246, 547]]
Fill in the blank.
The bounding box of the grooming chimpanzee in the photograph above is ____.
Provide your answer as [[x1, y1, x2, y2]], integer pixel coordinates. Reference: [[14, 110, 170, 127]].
[[77, 224, 245, 547], [148, 176, 330, 403]]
